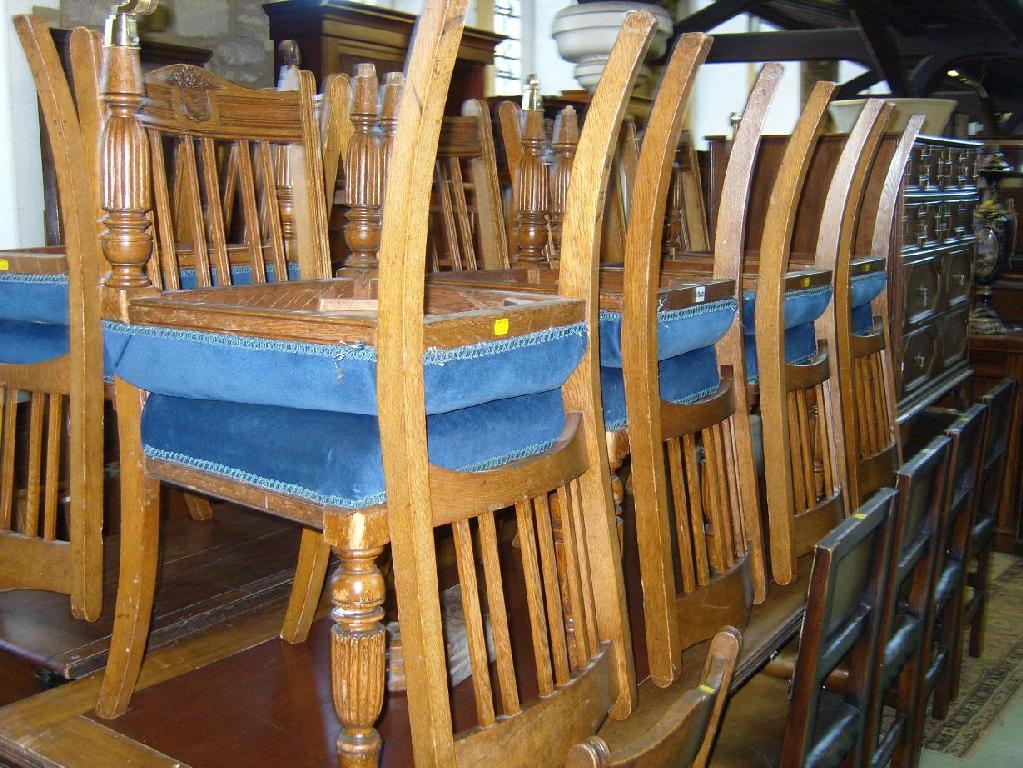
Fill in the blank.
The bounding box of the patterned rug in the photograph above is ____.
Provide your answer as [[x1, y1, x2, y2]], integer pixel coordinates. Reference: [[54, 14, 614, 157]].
[[923, 555, 1023, 757]]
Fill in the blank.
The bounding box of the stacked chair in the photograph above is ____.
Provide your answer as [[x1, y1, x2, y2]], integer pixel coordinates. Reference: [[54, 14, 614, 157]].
[[1, 0, 1017, 765]]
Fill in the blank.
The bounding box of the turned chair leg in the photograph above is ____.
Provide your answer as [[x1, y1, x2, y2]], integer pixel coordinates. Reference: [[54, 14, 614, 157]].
[[96, 380, 161, 718], [281, 528, 332, 644], [331, 543, 386, 768]]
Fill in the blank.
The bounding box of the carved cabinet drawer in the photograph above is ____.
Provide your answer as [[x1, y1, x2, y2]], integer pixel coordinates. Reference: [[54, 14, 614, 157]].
[[950, 198, 975, 242], [899, 325, 937, 398], [938, 308, 970, 369], [902, 256, 941, 328], [942, 247, 973, 308]]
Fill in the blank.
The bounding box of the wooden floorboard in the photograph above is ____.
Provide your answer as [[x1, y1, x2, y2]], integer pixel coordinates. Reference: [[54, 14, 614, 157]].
[[0, 504, 306, 680]]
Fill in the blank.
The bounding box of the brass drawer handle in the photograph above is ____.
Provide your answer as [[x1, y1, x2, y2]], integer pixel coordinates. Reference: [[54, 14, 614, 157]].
[[915, 352, 928, 371], [915, 285, 930, 305]]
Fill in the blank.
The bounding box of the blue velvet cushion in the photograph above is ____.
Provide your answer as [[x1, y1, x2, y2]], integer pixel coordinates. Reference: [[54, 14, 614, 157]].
[[105, 321, 587, 416], [598, 298, 737, 366], [597, 300, 735, 431], [0, 319, 69, 365], [602, 346, 721, 431], [176, 262, 301, 289], [0, 273, 69, 324], [742, 286, 832, 384], [850, 271, 885, 336], [141, 388, 567, 508]]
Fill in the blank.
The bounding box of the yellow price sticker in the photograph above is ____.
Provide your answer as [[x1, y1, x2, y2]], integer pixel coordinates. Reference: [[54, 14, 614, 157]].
[[698, 683, 716, 694], [801, 276, 811, 288], [0, 258, 8, 271], [853, 512, 868, 519], [493, 318, 509, 336]]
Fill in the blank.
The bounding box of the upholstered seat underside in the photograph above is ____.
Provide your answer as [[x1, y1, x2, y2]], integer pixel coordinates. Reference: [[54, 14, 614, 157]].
[[142, 388, 568, 509], [0, 319, 68, 365]]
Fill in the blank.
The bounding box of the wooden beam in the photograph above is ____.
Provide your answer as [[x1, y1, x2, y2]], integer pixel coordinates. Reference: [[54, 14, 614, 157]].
[[836, 70, 882, 99], [674, 0, 762, 33], [849, 0, 914, 96], [705, 29, 871, 63]]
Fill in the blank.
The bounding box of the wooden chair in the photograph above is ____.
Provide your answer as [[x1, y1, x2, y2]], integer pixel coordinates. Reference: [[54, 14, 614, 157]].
[[662, 131, 710, 257], [912, 403, 987, 748], [860, 436, 950, 767], [950, 377, 1018, 699], [429, 100, 509, 271], [753, 93, 893, 585], [619, 56, 784, 687], [96, 4, 653, 766], [709, 487, 897, 767], [827, 115, 925, 506], [566, 627, 742, 768], [0, 16, 105, 621]]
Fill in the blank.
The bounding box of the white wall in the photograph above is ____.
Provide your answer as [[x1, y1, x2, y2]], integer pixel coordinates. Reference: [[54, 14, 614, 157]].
[[0, 0, 59, 249], [524, 0, 577, 95]]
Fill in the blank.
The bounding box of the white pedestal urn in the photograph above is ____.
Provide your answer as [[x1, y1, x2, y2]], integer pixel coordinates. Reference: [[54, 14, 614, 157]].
[[552, 1, 674, 92]]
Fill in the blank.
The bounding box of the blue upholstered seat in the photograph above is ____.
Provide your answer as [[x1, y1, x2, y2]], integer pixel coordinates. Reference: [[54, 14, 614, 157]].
[[598, 298, 737, 430], [176, 261, 301, 289], [850, 270, 886, 336], [742, 286, 833, 383], [0, 319, 69, 365], [104, 320, 587, 416], [142, 388, 568, 509], [0, 273, 69, 325]]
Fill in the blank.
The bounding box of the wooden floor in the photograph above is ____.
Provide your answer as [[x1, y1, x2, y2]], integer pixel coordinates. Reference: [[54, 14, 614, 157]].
[[0, 497, 811, 768], [0, 502, 307, 687]]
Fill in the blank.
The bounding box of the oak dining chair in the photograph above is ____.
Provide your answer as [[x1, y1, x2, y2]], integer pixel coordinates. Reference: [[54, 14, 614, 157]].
[[0, 16, 105, 621], [709, 487, 898, 767], [96, 4, 654, 767]]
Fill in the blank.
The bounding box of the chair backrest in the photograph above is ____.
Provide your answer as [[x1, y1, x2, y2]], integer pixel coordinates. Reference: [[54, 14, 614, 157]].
[[782, 487, 896, 767], [941, 403, 988, 564], [755, 91, 892, 584], [977, 378, 1017, 522], [861, 434, 949, 760], [99, 46, 330, 300], [830, 115, 925, 505], [375, 8, 658, 766], [565, 627, 742, 768], [4, 17, 105, 619], [429, 100, 508, 271], [621, 52, 779, 684]]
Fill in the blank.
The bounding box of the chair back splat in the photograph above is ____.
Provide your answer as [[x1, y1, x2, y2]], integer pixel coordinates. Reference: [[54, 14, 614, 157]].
[[621, 41, 778, 686], [378, 9, 657, 767]]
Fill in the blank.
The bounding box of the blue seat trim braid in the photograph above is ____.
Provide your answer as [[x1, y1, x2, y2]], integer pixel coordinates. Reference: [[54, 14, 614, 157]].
[[0, 318, 69, 365], [104, 320, 587, 416], [598, 297, 737, 366], [141, 389, 567, 509], [0, 272, 69, 325]]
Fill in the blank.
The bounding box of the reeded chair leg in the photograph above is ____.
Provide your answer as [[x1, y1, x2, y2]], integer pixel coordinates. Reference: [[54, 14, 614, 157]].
[[281, 528, 332, 643], [331, 541, 386, 768], [96, 380, 161, 719]]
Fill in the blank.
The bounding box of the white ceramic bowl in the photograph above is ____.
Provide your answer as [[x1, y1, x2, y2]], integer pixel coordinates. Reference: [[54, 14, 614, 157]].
[[828, 98, 958, 135], [552, 2, 673, 90]]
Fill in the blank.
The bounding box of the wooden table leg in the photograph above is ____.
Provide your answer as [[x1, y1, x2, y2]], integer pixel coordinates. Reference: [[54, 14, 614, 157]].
[[331, 543, 386, 767]]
